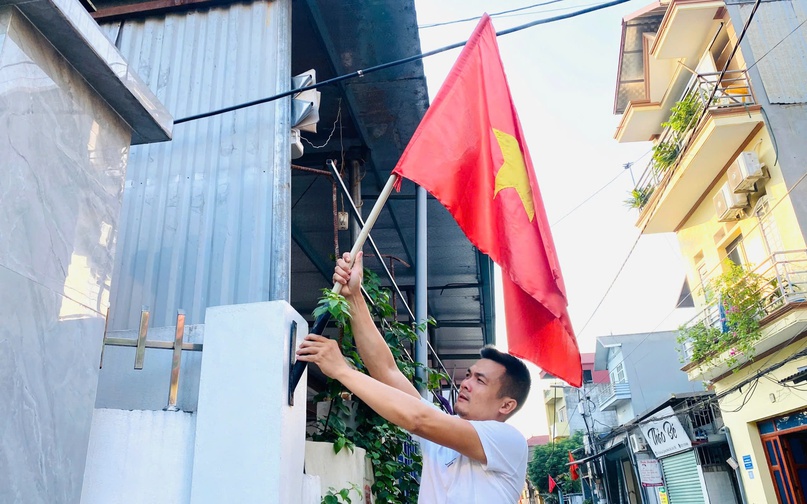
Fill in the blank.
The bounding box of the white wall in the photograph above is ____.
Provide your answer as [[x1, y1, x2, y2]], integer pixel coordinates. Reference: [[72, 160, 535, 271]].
[[190, 301, 308, 504], [80, 409, 195, 504]]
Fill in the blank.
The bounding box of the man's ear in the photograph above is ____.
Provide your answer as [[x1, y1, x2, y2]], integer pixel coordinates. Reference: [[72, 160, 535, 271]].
[[499, 397, 517, 416]]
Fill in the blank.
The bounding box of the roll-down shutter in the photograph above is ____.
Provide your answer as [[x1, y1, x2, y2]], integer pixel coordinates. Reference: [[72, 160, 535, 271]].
[[661, 450, 705, 504]]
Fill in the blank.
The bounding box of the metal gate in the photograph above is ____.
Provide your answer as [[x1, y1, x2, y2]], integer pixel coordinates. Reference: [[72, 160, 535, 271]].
[[661, 450, 705, 504]]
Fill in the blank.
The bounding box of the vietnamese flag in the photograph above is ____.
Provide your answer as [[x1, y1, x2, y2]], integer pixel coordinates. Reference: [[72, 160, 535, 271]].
[[569, 451, 580, 480], [392, 14, 582, 386], [548, 475, 557, 493]]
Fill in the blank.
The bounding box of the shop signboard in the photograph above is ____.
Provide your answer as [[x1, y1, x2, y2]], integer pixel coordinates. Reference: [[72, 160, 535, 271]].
[[638, 459, 663, 487], [638, 406, 692, 458]]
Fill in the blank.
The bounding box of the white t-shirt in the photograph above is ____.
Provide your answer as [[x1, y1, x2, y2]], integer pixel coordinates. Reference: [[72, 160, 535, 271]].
[[413, 403, 528, 503]]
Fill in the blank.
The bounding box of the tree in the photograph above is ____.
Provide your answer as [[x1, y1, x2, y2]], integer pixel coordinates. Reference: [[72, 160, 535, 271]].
[[527, 431, 584, 495]]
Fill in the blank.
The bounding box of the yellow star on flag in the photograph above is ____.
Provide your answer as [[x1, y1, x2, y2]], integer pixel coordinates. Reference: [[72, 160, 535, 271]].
[[493, 128, 535, 222]]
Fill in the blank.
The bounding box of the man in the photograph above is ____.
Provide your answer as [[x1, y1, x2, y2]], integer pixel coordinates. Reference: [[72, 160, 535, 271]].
[[296, 252, 531, 503]]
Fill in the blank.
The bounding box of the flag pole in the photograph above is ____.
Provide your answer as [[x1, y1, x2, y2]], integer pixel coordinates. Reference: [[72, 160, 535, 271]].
[[289, 168, 401, 397]]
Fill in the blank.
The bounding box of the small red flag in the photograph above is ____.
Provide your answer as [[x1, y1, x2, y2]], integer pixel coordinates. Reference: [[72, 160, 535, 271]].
[[569, 450, 580, 480], [548, 474, 557, 493], [391, 14, 582, 386]]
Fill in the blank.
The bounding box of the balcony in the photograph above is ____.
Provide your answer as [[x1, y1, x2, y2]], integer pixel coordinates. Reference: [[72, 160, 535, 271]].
[[682, 250, 807, 381], [628, 69, 763, 233], [544, 387, 562, 405], [595, 381, 631, 411]]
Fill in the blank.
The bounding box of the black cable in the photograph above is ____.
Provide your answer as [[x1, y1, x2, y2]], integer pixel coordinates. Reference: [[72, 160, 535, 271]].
[[174, 0, 633, 124], [418, 0, 565, 29]]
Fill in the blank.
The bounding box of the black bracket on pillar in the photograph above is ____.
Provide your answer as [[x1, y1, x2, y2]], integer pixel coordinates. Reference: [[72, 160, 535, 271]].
[[288, 312, 331, 405]]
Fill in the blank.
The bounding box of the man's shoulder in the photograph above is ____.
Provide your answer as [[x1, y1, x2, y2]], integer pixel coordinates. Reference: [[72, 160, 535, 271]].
[[470, 419, 527, 447]]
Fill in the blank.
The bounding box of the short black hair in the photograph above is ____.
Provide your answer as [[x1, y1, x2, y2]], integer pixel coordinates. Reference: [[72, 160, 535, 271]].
[[480, 346, 531, 415]]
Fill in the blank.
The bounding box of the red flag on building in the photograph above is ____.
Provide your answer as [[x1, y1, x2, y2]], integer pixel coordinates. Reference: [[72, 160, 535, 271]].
[[548, 474, 557, 493], [391, 14, 582, 386], [569, 450, 580, 480]]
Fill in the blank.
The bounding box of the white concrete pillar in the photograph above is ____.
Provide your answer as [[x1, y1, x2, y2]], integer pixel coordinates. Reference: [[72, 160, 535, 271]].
[[190, 301, 308, 504]]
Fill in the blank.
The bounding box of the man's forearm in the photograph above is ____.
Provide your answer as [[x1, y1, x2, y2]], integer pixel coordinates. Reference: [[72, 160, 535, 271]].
[[346, 292, 398, 380]]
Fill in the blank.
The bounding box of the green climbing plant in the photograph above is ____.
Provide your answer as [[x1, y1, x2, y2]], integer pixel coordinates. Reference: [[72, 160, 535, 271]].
[[662, 92, 703, 134], [677, 261, 766, 369], [310, 268, 448, 503]]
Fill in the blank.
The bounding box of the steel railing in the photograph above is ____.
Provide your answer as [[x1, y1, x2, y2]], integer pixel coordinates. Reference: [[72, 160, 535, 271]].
[[680, 250, 807, 363], [631, 69, 756, 212], [594, 381, 630, 408]]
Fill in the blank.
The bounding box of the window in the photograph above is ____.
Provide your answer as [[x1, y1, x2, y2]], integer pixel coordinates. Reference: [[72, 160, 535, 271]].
[[755, 197, 784, 256], [725, 235, 745, 266], [697, 260, 712, 302], [558, 406, 566, 422], [583, 370, 593, 384], [610, 362, 626, 384]]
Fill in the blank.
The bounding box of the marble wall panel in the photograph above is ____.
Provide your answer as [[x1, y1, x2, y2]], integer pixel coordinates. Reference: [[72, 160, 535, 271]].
[[0, 6, 132, 503]]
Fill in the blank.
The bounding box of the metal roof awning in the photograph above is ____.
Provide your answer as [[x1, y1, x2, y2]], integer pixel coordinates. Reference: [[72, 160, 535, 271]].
[[86, 0, 496, 386], [289, 0, 495, 384]]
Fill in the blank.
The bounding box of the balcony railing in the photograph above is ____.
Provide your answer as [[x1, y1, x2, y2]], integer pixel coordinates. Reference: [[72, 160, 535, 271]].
[[681, 250, 807, 364], [595, 381, 631, 410], [630, 69, 756, 212]]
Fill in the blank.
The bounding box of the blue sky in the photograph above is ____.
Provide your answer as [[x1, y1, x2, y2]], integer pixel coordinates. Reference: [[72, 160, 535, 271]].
[[414, 0, 697, 436]]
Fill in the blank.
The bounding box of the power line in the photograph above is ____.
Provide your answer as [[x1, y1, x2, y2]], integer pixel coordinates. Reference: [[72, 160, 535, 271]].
[[551, 149, 651, 226], [746, 18, 807, 73], [551, 170, 627, 226], [418, 0, 565, 29], [603, 167, 807, 378], [174, 0, 633, 124]]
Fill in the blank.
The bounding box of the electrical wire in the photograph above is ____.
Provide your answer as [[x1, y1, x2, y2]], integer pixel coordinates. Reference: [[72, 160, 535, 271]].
[[600, 167, 807, 378], [746, 18, 807, 73], [418, 0, 565, 29], [300, 99, 341, 149], [551, 170, 628, 226], [174, 0, 633, 124]]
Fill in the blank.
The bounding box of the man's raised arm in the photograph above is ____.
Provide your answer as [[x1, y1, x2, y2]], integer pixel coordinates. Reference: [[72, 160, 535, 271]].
[[334, 252, 420, 399]]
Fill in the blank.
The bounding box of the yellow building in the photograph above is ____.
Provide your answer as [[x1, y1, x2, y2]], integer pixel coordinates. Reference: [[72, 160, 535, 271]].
[[614, 1, 807, 503]]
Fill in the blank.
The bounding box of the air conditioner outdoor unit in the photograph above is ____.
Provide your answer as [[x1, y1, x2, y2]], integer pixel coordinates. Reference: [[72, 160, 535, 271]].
[[714, 182, 748, 222], [629, 433, 648, 453], [728, 151, 766, 193]]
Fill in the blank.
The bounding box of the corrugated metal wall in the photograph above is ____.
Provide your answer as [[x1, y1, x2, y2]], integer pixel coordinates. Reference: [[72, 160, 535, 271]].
[[740, 0, 807, 104], [102, 0, 291, 330]]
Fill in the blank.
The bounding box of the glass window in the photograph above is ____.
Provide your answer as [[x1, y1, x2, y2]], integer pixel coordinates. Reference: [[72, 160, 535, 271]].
[[756, 197, 784, 256], [583, 370, 593, 384], [759, 420, 776, 434], [726, 235, 745, 266], [610, 362, 626, 383], [775, 411, 807, 432]]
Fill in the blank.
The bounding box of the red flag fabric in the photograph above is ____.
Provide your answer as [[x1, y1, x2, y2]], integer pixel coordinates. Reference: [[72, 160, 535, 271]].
[[569, 451, 580, 480], [548, 475, 557, 493], [391, 14, 582, 386]]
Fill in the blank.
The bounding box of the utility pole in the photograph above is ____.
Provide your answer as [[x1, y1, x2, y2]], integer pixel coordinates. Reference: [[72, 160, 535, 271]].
[[579, 384, 604, 503]]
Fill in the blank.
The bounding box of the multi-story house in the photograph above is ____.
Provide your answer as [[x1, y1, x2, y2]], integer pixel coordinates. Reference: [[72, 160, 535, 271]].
[[574, 332, 706, 504], [613, 1, 807, 503], [544, 353, 618, 442], [593, 332, 703, 425]]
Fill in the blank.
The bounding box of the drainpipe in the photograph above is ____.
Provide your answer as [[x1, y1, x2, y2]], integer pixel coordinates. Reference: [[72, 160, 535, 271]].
[[415, 185, 428, 397], [723, 426, 749, 504]]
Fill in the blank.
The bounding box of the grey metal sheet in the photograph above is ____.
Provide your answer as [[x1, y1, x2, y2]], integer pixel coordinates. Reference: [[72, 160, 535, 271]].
[[104, 0, 291, 330], [740, 0, 807, 104]]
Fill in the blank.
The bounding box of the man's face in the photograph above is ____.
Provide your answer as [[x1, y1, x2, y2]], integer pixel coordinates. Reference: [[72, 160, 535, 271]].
[[454, 358, 510, 421]]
